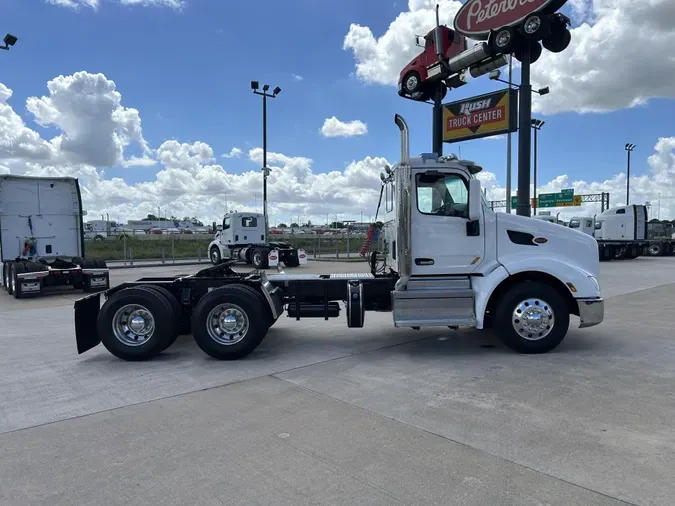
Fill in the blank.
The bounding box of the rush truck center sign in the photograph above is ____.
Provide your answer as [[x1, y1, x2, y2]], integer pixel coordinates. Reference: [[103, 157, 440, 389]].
[[442, 89, 517, 143]]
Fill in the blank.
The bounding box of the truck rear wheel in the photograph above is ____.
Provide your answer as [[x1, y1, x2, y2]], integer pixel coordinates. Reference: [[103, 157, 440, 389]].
[[191, 285, 267, 360], [2, 262, 11, 294], [140, 284, 190, 350], [494, 282, 569, 354], [97, 287, 176, 361], [251, 248, 269, 269]]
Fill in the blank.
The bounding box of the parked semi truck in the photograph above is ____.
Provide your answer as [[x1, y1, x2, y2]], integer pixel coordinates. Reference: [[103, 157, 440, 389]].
[[74, 115, 603, 361], [0, 175, 110, 298], [568, 205, 659, 260], [208, 212, 307, 269]]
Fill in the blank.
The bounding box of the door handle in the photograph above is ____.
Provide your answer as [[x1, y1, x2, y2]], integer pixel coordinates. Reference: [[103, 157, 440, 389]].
[[415, 258, 434, 266]]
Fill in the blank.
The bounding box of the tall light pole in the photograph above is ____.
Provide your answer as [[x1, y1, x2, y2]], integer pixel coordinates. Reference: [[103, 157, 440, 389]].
[[625, 143, 635, 205], [0, 33, 18, 51], [531, 119, 545, 216], [251, 81, 281, 239]]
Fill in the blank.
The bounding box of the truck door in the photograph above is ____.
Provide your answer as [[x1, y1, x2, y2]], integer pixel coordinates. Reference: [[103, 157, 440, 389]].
[[411, 171, 484, 275]]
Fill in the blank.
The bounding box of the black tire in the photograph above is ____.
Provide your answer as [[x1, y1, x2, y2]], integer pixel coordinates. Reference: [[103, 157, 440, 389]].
[[192, 284, 268, 360], [529, 41, 543, 63], [97, 286, 176, 361], [491, 26, 517, 54], [93, 259, 107, 269], [520, 13, 550, 40], [3, 262, 12, 294], [210, 246, 222, 265], [494, 281, 569, 354], [72, 256, 85, 266], [140, 284, 190, 351], [251, 248, 269, 269], [649, 243, 662, 256], [284, 257, 300, 268], [12, 262, 30, 299], [231, 283, 275, 329], [402, 71, 422, 94], [542, 27, 571, 53]]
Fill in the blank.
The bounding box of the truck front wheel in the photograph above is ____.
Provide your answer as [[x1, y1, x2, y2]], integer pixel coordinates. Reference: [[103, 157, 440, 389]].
[[494, 282, 569, 354], [210, 246, 222, 265], [402, 71, 421, 94]]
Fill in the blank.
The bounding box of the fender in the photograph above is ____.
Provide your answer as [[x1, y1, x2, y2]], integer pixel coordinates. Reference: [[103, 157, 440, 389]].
[[473, 259, 601, 329], [501, 256, 599, 298]]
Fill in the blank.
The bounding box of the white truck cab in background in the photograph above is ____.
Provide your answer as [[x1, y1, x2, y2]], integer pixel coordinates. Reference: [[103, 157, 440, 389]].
[[208, 212, 307, 269]]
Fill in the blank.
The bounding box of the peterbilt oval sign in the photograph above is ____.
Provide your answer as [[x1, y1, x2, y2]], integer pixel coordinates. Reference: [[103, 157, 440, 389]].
[[453, 0, 568, 40]]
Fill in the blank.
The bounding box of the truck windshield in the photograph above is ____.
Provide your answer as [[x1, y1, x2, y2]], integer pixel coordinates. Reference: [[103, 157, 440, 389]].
[[569, 220, 580, 228]]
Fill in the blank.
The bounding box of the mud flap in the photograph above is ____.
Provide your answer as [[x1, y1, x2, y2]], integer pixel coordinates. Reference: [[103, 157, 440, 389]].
[[268, 249, 279, 268], [75, 292, 102, 354], [298, 249, 308, 265]]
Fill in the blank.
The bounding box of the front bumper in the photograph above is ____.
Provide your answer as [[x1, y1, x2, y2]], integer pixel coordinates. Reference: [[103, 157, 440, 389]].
[[577, 298, 604, 328]]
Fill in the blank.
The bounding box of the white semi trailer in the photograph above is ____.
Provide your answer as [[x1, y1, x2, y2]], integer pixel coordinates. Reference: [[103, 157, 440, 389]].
[[74, 115, 603, 361], [0, 175, 109, 298]]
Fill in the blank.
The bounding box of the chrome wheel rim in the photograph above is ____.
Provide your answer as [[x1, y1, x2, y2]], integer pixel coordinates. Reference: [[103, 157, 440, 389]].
[[211, 249, 218, 263], [112, 304, 155, 346], [253, 251, 261, 265], [496, 30, 510, 47], [406, 75, 418, 91], [524, 16, 540, 34], [11, 268, 16, 293], [206, 303, 249, 345], [512, 298, 554, 341]]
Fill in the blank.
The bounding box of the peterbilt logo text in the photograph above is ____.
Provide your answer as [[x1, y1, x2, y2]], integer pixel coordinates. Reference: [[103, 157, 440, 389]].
[[459, 99, 492, 115], [466, 0, 540, 30]]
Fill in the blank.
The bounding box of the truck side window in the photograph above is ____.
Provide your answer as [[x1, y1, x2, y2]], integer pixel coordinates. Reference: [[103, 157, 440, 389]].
[[241, 216, 258, 227], [223, 217, 230, 230], [586, 219, 593, 228], [616, 209, 625, 214], [416, 173, 468, 218]]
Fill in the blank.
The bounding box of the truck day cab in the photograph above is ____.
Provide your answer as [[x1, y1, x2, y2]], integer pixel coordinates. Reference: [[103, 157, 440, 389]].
[[208, 212, 308, 269], [73, 115, 603, 362]]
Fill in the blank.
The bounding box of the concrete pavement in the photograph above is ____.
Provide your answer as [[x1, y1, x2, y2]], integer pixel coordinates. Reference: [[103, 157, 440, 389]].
[[1, 258, 674, 505]]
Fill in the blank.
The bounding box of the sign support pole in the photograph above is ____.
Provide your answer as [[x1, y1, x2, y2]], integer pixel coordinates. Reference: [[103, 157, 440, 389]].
[[516, 45, 532, 217], [505, 55, 513, 214], [432, 85, 444, 157]]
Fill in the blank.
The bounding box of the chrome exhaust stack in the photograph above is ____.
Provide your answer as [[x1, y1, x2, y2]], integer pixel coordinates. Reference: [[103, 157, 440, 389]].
[[394, 114, 411, 291]]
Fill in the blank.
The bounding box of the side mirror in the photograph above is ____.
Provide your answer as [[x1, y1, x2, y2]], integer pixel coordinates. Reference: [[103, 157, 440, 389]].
[[468, 179, 482, 221]]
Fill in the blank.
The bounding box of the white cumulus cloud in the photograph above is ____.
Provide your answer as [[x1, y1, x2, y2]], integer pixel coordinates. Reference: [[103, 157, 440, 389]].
[[321, 117, 368, 138], [222, 147, 243, 159]]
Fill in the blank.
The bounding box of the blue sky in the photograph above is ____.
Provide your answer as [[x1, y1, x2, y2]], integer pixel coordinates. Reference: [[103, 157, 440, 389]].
[[2, 0, 674, 223]]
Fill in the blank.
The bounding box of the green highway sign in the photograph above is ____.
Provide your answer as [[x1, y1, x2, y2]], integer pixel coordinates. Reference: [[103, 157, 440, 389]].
[[510, 189, 579, 209]]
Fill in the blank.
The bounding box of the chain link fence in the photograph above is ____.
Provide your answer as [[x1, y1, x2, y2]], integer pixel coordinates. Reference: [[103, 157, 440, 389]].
[[84, 231, 385, 264]]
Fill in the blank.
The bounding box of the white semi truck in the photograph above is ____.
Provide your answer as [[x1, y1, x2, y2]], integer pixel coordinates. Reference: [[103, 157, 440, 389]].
[[208, 212, 308, 269], [569, 205, 650, 260], [0, 175, 110, 298], [73, 115, 603, 361]]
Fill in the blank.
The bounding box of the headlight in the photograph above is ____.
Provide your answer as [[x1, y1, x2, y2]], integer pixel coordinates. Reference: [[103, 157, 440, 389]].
[[588, 275, 600, 292]]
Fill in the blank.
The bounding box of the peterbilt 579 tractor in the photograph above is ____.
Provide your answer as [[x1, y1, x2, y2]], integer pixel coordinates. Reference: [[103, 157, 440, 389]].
[[73, 115, 603, 362]]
